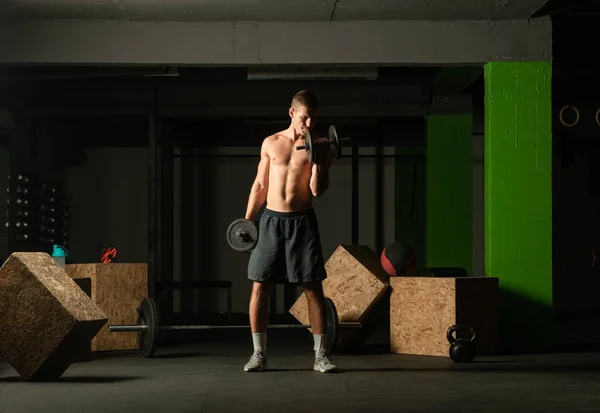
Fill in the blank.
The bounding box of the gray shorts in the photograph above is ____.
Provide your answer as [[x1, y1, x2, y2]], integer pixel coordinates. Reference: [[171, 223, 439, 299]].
[[247, 208, 327, 284]]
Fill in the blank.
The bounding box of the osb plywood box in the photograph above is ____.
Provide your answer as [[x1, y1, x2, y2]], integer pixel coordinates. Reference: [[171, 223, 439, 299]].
[[66, 263, 147, 352], [0, 253, 107, 380], [289, 245, 389, 347], [390, 276, 499, 357]]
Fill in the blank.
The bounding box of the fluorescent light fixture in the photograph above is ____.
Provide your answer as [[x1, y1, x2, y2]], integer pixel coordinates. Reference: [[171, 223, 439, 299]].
[[247, 67, 378, 80]]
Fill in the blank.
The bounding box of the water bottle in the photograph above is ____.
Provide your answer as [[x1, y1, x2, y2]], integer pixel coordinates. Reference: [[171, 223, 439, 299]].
[[52, 245, 68, 269]]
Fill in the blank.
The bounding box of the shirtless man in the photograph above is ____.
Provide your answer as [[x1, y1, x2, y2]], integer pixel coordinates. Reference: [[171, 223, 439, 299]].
[[243, 90, 337, 373]]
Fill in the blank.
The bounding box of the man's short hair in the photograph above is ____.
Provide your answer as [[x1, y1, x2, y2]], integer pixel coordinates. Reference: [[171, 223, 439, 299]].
[[291, 90, 319, 111]]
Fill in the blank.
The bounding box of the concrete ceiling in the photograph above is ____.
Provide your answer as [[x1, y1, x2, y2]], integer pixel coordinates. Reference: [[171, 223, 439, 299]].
[[0, 0, 550, 22]]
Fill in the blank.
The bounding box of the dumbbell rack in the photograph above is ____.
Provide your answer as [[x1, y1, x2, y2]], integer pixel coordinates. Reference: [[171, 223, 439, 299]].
[[4, 172, 70, 254]]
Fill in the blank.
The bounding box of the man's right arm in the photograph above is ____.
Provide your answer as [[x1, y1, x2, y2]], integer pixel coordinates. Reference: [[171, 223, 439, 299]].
[[245, 139, 270, 221], [309, 139, 333, 197]]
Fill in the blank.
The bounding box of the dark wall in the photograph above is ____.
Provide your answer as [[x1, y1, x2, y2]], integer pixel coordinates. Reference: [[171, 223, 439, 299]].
[[0, 71, 487, 318], [552, 15, 600, 315]]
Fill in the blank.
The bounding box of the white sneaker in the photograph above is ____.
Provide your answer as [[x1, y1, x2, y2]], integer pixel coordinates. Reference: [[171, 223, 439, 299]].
[[313, 352, 337, 373], [244, 351, 268, 372]]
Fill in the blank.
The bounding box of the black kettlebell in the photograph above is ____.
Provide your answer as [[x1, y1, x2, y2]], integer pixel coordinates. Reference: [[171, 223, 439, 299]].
[[446, 325, 476, 363]]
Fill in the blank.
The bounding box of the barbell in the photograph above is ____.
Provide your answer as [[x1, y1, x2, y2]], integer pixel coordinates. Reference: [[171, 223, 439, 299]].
[[108, 296, 359, 358], [296, 124, 352, 164]]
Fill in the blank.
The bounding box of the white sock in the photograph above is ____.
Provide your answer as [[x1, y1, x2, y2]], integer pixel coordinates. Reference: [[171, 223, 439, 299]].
[[252, 333, 267, 355], [313, 334, 326, 357]]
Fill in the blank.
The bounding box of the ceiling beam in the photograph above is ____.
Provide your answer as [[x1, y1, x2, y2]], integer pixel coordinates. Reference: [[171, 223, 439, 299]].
[[1, 79, 429, 119], [0, 19, 552, 66], [531, 0, 600, 17], [430, 67, 483, 97]]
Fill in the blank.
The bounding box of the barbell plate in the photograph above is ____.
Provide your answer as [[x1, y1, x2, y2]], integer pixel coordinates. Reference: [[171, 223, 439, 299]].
[[138, 297, 159, 358], [329, 125, 342, 160], [325, 297, 339, 356], [226, 218, 259, 252], [304, 130, 314, 164], [295, 130, 314, 163]]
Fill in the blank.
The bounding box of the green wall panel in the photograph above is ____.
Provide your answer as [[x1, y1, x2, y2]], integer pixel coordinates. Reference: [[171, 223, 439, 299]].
[[484, 61, 553, 353], [395, 148, 426, 270], [426, 114, 473, 277]]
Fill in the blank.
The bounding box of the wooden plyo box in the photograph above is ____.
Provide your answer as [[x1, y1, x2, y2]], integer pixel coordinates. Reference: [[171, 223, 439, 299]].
[[390, 276, 499, 357], [289, 245, 390, 350], [0, 253, 108, 381], [66, 263, 148, 352]]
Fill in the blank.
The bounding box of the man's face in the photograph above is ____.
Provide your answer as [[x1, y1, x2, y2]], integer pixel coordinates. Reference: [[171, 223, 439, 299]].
[[290, 105, 317, 137]]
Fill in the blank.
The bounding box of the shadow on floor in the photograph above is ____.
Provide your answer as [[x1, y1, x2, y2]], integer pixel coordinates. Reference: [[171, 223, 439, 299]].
[[150, 352, 207, 359], [260, 368, 315, 372], [342, 343, 391, 355], [337, 362, 600, 374], [83, 349, 208, 361], [0, 375, 143, 383], [87, 350, 141, 360], [498, 288, 553, 354]]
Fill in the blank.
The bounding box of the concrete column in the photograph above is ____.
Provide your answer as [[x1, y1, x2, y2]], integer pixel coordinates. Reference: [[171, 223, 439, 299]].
[[484, 62, 553, 353]]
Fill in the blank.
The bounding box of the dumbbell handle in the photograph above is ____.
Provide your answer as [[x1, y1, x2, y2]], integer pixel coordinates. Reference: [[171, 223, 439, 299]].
[[296, 145, 308, 150], [235, 229, 250, 241]]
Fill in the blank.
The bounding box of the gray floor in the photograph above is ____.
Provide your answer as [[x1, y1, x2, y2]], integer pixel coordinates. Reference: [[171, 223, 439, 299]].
[[1, 330, 600, 413]]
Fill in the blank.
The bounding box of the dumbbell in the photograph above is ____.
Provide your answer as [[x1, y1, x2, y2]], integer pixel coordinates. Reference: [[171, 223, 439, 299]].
[[225, 218, 259, 252], [296, 125, 351, 163]]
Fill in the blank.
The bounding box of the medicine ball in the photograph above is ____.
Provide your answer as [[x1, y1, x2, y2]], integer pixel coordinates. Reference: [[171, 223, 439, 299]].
[[381, 242, 415, 276]]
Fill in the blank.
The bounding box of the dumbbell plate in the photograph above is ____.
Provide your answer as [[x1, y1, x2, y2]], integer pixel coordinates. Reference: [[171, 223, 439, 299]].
[[301, 130, 315, 164], [138, 297, 159, 358], [329, 125, 342, 159], [226, 218, 259, 252]]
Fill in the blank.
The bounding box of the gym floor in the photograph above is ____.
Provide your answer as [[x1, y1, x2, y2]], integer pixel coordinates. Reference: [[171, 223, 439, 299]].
[[1, 328, 600, 413]]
